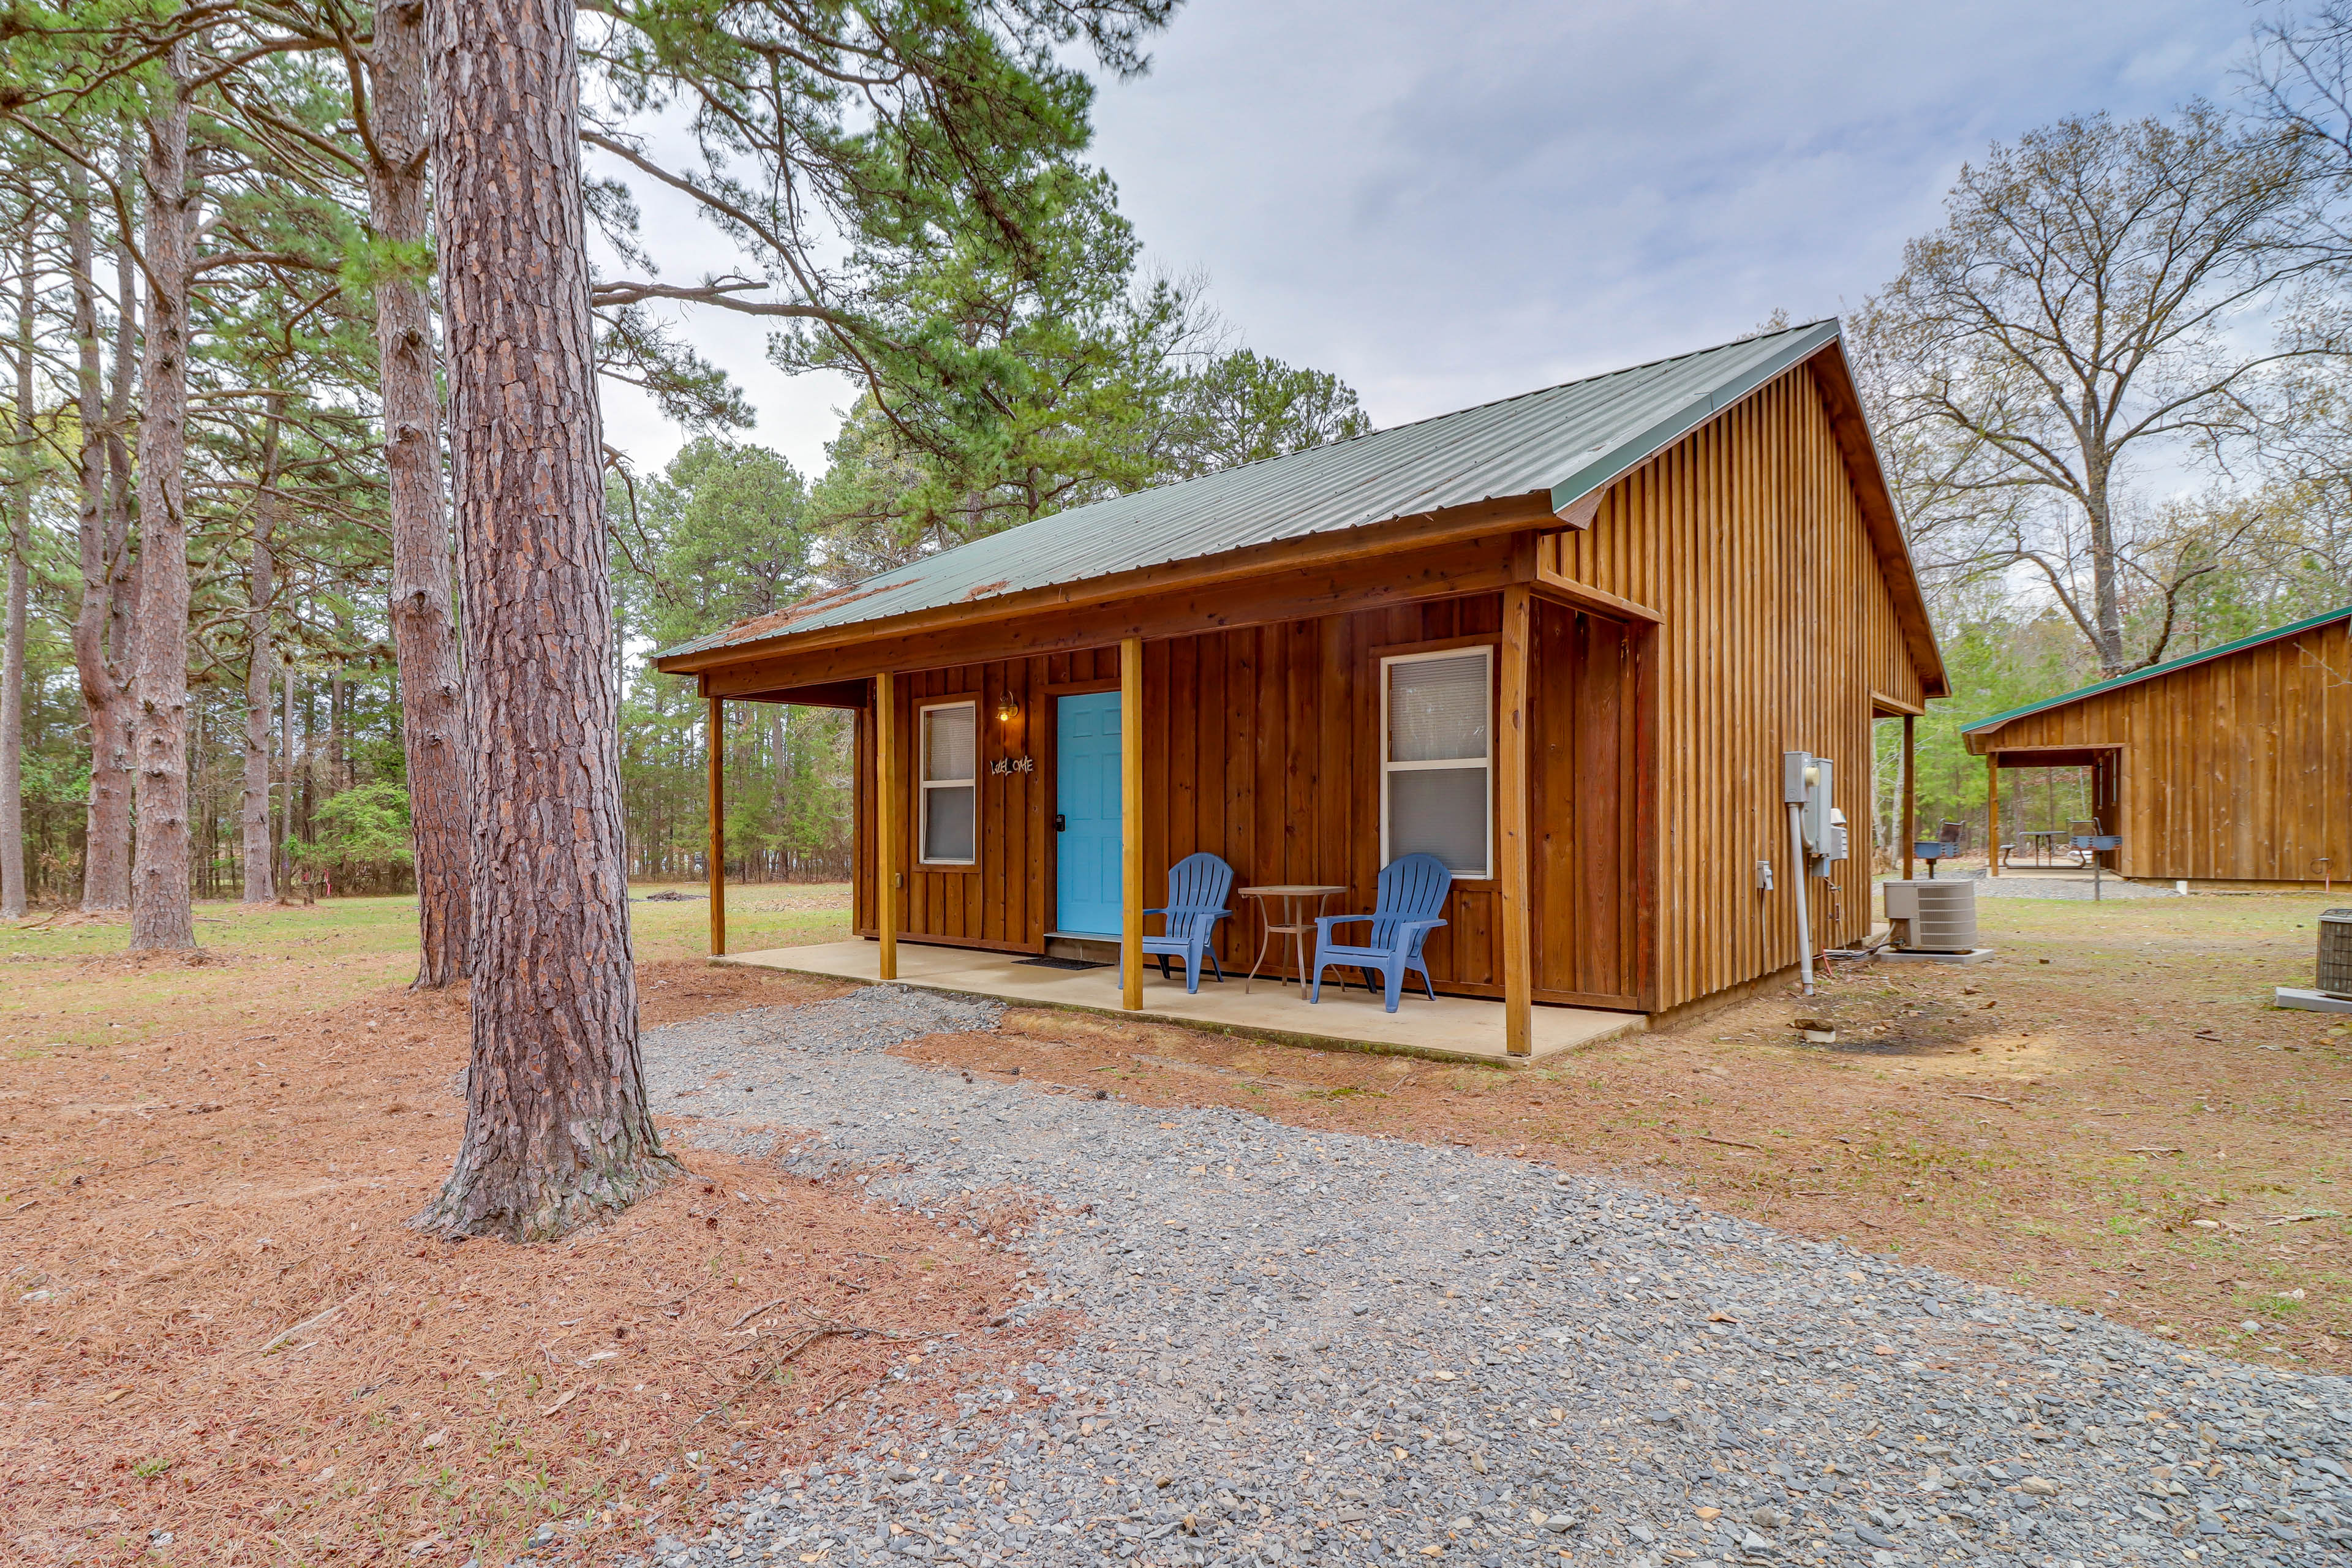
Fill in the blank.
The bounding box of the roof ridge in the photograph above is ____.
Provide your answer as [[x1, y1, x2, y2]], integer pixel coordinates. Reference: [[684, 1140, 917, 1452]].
[[1283, 316, 1842, 459]]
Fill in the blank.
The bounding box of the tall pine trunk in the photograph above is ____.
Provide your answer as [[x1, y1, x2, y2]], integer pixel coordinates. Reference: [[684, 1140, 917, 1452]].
[[80, 151, 140, 912], [279, 654, 295, 901], [2, 212, 32, 918], [241, 395, 282, 902], [67, 163, 134, 913], [417, 0, 677, 1240], [371, 0, 469, 985], [128, 42, 198, 951]]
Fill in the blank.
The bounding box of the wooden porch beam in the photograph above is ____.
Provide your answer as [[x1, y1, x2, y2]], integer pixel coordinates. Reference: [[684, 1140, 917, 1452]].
[[703, 677, 871, 710], [1985, 753, 1999, 880], [1901, 712, 1916, 885], [1529, 564, 1662, 625], [1498, 587, 1533, 1057], [707, 696, 726, 956], [1129, 635, 1147, 1011], [876, 671, 899, 979], [1120, 636, 1144, 1011]]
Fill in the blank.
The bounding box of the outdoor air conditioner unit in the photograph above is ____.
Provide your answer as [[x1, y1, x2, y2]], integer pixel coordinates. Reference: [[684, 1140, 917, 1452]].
[[2277, 909, 2352, 1012], [1882, 879, 1978, 954]]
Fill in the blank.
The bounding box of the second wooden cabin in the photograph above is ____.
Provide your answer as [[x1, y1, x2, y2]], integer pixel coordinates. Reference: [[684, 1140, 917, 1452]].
[[1962, 606, 2351, 889]]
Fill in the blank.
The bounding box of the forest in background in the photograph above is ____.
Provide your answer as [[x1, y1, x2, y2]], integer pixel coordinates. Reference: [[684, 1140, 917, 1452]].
[[1, 2, 2351, 914], [0, 1, 1370, 908]]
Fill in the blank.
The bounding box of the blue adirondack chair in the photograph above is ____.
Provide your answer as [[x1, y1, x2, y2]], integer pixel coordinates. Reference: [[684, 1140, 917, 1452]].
[[1309, 854, 1451, 1012], [1126, 852, 1235, 994]]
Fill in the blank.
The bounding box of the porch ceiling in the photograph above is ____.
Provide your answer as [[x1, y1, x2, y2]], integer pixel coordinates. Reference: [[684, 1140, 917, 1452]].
[[714, 940, 1642, 1066]]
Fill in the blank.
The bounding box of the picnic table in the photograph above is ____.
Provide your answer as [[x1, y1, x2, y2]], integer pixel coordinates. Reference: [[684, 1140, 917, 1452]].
[[2015, 829, 2066, 867]]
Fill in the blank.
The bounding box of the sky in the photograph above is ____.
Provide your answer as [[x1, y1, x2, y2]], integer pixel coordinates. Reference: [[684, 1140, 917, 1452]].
[[593, 0, 2261, 481]]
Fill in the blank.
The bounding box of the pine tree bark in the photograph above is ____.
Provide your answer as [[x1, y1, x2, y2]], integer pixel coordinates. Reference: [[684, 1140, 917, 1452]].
[[369, 0, 470, 986], [278, 654, 295, 902], [128, 43, 198, 951], [415, 0, 679, 1241], [241, 396, 282, 903], [66, 162, 134, 913], [329, 655, 345, 792], [2, 213, 33, 919]]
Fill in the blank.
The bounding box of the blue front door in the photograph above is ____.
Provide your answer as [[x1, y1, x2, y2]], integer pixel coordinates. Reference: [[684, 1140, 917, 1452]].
[[1056, 692, 1123, 935]]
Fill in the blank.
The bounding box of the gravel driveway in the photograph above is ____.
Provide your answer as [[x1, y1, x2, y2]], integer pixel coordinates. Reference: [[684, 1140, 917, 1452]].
[[619, 986, 2351, 1568]]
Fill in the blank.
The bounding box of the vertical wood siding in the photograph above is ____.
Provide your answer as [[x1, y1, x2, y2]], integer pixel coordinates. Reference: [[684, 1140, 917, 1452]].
[[1972, 622, 2348, 884], [1555, 363, 1924, 1011]]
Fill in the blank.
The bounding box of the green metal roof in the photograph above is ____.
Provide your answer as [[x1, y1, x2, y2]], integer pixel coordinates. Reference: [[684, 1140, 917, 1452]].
[[1961, 603, 2352, 736], [656, 320, 1880, 665]]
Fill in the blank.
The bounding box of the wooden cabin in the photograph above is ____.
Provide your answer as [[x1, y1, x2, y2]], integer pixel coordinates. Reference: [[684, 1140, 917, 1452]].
[[654, 320, 1949, 1053], [1961, 606, 2351, 889]]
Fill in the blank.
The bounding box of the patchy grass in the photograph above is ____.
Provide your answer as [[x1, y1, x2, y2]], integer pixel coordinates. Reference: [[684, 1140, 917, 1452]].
[[0, 883, 846, 1057]]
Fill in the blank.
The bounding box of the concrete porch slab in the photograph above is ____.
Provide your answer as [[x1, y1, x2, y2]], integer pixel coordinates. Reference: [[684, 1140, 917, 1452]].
[[714, 939, 1643, 1066]]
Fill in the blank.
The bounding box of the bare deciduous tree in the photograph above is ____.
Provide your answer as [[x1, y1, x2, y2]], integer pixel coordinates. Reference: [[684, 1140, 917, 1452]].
[[1858, 107, 2329, 675]]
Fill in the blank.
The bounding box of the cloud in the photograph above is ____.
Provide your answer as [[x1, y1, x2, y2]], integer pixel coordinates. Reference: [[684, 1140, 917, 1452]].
[[597, 0, 2253, 472]]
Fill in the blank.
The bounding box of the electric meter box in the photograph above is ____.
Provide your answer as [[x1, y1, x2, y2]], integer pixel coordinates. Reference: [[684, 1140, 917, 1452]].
[[1781, 752, 1844, 863]]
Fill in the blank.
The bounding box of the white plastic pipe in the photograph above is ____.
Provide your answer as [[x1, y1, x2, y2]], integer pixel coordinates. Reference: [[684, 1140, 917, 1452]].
[[1788, 801, 1814, 996]]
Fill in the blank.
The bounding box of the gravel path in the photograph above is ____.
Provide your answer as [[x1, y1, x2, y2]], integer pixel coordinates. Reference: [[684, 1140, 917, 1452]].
[[616, 986, 2350, 1568], [1959, 874, 2179, 901]]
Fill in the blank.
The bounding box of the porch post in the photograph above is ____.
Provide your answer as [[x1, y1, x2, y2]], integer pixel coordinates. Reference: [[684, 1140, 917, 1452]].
[[1901, 713, 1916, 884], [877, 671, 899, 980], [1498, 586, 1534, 1058], [1985, 752, 1999, 878], [1121, 635, 1144, 1011], [707, 695, 726, 956]]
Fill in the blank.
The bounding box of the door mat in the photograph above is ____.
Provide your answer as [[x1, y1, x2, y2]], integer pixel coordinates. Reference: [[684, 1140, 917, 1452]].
[[1016, 956, 1111, 971]]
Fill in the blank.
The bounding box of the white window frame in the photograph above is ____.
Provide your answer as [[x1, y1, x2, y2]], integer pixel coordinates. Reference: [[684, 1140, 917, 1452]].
[[1379, 644, 1493, 880], [916, 699, 979, 867]]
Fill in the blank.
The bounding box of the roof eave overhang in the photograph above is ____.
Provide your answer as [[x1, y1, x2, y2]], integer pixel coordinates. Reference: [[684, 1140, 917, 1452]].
[[1805, 337, 1951, 700], [651, 488, 1562, 677]]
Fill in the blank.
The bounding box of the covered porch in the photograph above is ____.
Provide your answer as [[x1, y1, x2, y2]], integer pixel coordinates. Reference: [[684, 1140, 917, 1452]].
[[714, 937, 1642, 1065], [1978, 744, 2123, 876], [692, 575, 1651, 1063]]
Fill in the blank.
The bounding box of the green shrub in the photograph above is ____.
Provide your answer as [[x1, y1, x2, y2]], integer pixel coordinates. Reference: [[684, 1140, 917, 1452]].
[[289, 779, 413, 894]]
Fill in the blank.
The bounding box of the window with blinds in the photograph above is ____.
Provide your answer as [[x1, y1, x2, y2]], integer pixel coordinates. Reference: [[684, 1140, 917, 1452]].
[[918, 701, 977, 864], [1381, 647, 1491, 877]]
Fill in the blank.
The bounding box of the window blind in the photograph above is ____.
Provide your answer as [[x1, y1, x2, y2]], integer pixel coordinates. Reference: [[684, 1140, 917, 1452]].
[[919, 703, 977, 863], [1383, 649, 1490, 877], [923, 704, 976, 783], [1388, 652, 1489, 763]]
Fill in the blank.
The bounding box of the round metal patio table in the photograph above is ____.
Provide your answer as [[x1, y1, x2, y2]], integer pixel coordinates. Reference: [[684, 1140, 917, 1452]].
[[1236, 884, 1349, 997]]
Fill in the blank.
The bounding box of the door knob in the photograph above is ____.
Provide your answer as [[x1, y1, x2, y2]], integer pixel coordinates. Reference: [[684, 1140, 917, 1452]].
[[1054, 813, 1067, 832]]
